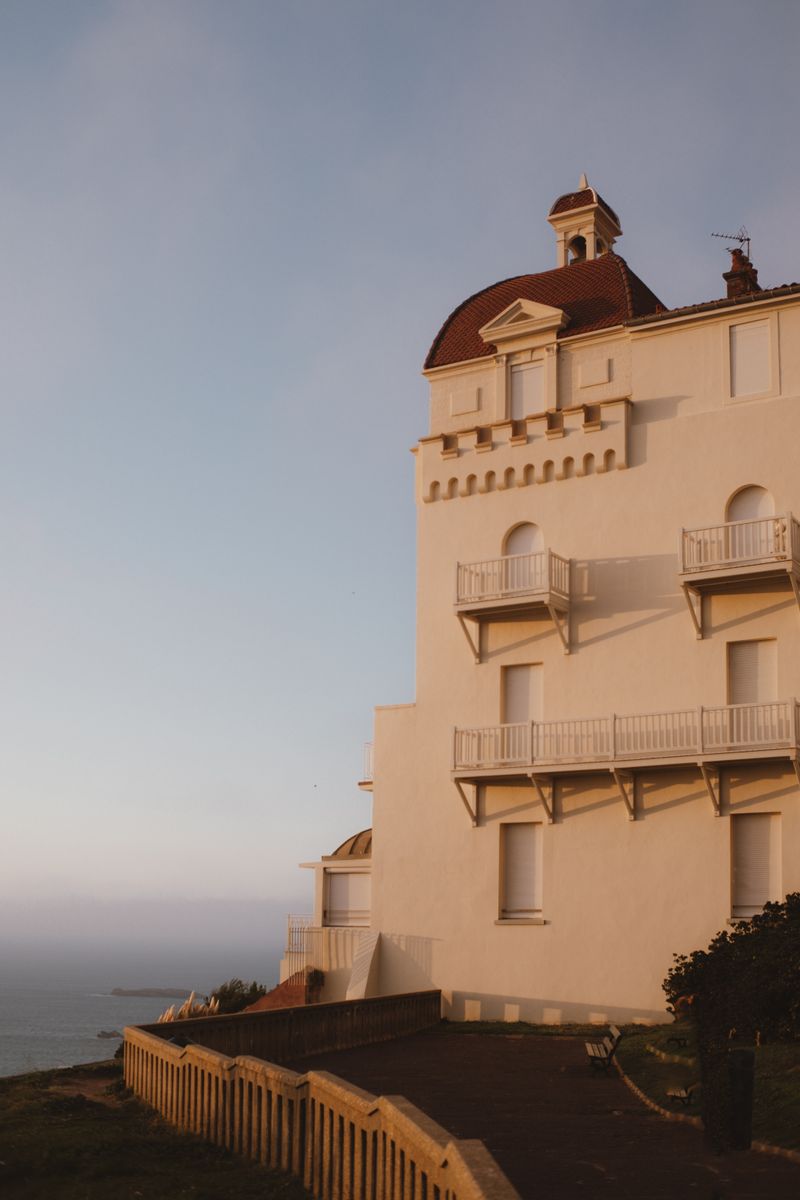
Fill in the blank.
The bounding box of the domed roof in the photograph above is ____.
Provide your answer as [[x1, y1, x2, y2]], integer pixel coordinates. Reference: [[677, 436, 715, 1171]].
[[325, 828, 372, 859], [424, 253, 663, 370], [549, 185, 620, 226]]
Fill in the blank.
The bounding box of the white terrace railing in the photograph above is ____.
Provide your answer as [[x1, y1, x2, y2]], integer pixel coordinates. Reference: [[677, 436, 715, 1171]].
[[453, 700, 800, 771], [680, 513, 800, 575], [456, 550, 569, 607], [284, 917, 366, 977], [362, 741, 374, 782]]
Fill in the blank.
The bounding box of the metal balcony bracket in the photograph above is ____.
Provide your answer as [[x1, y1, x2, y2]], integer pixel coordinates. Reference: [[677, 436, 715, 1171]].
[[611, 769, 636, 820], [529, 774, 555, 823], [792, 757, 800, 788], [547, 605, 571, 654], [457, 614, 481, 664], [681, 584, 703, 639], [699, 763, 721, 816], [454, 780, 478, 826]]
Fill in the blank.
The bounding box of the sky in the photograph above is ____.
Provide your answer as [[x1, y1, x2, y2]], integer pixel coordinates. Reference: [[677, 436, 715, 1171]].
[[1, 0, 798, 966]]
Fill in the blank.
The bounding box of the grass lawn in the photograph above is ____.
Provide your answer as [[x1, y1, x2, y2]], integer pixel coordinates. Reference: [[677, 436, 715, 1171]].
[[0, 1060, 310, 1200], [443, 1018, 800, 1153], [616, 1024, 800, 1152]]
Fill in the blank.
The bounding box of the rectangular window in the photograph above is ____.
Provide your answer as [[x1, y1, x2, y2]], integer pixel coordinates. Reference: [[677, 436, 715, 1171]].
[[500, 822, 542, 918], [502, 663, 543, 724], [728, 640, 777, 705], [510, 363, 544, 420], [730, 320, 770, 398], [731, 813, 781, 918], [325, 871, 371, 927]]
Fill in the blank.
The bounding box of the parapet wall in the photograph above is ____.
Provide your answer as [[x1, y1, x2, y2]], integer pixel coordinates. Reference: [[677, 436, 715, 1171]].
[[135, 989, 441, 1060]]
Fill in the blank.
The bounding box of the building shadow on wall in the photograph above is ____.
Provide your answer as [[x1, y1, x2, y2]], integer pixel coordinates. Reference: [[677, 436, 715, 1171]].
[[379, 933, 439, 994], [571, 554, 682, 649]]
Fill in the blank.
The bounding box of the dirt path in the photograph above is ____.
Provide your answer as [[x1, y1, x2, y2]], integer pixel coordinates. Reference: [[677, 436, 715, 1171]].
[[286, 1031, 800, 1200]]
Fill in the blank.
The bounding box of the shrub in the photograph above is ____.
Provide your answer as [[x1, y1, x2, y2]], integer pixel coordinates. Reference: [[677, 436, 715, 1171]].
[[664, 892, 800, 1042], [209, 978, 269, 1015]]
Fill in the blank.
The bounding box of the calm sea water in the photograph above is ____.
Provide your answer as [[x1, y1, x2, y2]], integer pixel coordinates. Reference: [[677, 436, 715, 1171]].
[[0, 941, 283, 1079]]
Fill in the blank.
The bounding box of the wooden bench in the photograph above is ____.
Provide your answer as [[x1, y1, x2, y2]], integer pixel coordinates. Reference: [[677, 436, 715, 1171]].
[[666, 1083, 698, 1107], [585, 1024, 622, 1071]]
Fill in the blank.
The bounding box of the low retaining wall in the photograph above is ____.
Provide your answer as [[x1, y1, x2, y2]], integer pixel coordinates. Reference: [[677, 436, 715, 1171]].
[[136, 989, 441, 1061], [124, 994, 519, 1200]]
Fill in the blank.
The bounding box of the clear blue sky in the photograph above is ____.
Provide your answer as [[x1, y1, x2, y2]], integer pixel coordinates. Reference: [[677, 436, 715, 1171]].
[[1, 0, 798, 950]]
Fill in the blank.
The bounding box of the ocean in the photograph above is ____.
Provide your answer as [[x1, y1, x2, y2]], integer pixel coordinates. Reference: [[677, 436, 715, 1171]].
[[0, 940, 283, 1079]]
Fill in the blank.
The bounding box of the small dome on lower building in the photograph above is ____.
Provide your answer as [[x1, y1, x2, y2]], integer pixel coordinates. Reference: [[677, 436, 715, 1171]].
[[325, 828, 372, 859]]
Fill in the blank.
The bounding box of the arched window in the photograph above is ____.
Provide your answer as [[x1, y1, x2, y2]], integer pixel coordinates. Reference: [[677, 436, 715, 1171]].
[[726, 486, 774, 522], [504, 522, 543, 557], [567, 235, 586, 264]]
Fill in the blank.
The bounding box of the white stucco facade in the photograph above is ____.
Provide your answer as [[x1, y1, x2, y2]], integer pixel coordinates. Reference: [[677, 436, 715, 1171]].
[[289, 182, 800, 1023]]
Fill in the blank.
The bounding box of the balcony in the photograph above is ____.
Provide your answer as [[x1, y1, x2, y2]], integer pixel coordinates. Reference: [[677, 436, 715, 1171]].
[[281, 914, 366, 980], [454, 550, 570, 656], [358, 741, 374, 790], [679, 514, 800, 636], [452, 701, 800, 818]]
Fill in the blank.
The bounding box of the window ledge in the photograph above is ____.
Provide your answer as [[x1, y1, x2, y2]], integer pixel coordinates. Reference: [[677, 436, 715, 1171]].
[[494, 918, 546, 926]]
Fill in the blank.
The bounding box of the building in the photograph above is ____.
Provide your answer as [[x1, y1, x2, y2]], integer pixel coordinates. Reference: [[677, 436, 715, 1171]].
[[282, 177, 800, 1023]]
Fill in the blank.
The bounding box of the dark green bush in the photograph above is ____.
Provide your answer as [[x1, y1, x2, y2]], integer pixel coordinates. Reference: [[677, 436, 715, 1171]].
[[664, 893, 800, 1043], [210, 978, 269, 1015]]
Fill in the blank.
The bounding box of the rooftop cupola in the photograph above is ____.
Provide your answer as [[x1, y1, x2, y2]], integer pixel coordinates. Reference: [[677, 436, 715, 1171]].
[[547, 174, 622, 268]]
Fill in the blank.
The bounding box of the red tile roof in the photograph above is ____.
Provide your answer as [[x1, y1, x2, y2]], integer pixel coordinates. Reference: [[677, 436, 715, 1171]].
[[424, 253, 663, 370], [549, 187, 620, 225]]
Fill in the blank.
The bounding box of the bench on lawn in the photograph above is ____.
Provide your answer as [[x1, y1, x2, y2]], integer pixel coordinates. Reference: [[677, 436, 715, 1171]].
[[585, 1024, 622, 1071], [666, 1083, 698, 1107]]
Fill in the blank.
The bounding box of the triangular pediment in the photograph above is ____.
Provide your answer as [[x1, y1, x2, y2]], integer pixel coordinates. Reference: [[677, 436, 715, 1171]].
[[479, 298, 568, 347]]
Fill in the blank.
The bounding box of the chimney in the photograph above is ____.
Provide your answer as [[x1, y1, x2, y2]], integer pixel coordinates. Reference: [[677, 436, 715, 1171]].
[[723, 247, 761, 300]]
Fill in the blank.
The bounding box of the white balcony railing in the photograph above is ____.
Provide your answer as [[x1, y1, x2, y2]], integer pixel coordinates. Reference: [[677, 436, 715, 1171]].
[[680, 514, 800, 575], [361, 741, 374, 782], [283, 916, 365, 978], [454, 700, 800, 771], [456, 550, 569, 607]]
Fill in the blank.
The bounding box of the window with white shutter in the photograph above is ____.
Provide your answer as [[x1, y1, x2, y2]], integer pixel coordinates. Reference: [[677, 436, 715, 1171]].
[[731, 813, 781, 918], [503, 664, 543, 725], [500, 823, 542, 918], [728, 640, 777, 706], [324, 871, 371, 927], [510, 363, 544, 420], [730, 320, 770, 398]]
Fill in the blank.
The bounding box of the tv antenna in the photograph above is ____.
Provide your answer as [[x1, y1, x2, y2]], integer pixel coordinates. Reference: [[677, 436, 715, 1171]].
[[711, 226, 751, 258]]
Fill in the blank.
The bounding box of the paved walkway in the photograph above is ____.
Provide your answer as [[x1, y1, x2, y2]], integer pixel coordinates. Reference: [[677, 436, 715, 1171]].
[[286, 1030, 800, 1200]]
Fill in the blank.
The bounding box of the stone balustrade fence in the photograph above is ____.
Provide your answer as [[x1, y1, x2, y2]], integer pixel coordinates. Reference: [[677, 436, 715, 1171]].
[[124, 991, 520, 1200]]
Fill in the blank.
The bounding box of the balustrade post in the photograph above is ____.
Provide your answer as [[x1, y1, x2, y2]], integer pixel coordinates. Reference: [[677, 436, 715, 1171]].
[[611, 714, 616, 761], [698, 706, 704, 754], [792, 697, 799, 750]]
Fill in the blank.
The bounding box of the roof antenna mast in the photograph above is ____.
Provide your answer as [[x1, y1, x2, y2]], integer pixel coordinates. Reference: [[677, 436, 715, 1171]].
[[711, 226, 751, 258]]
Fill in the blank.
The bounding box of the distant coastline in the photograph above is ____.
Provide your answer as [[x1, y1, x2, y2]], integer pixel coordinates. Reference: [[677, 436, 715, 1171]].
[[110, 988, 192, 999]]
